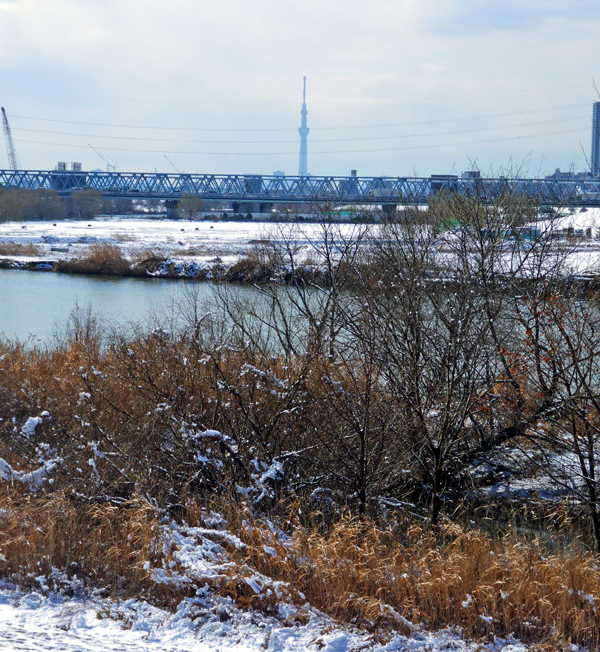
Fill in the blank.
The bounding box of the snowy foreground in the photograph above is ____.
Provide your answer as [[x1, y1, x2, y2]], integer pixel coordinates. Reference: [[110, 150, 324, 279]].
[[0, 518, 532, 652], [0, 588, 529, 652]]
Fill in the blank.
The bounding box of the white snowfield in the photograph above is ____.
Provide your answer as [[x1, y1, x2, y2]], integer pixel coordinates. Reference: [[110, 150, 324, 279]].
[[0, 589, 530, 652], [0, 217, 297, 246], [2, 209, 600, 278], [0, 218, 354, 267]]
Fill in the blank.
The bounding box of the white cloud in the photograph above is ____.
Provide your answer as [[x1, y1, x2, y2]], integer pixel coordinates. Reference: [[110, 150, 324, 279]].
[[0, 0, 599, 176]]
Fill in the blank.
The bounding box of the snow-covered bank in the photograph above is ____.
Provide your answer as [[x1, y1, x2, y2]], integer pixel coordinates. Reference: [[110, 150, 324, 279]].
[[3, 210, 600, 282], [0, 218, 358, 281], [0, 218, 344, 269], [0, 588, 530, 652]]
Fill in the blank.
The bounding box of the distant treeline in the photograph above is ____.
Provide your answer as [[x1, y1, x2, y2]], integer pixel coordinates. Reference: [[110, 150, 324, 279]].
[[0, 187, 421, 224], [0, 188, 148, 222]]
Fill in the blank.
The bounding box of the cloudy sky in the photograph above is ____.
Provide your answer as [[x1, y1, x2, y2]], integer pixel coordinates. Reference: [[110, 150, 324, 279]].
[[0, 0, 599, 178]]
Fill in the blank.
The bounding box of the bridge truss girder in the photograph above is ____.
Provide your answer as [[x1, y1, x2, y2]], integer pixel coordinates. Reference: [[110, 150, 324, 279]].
[[0, 170, 599, 207]]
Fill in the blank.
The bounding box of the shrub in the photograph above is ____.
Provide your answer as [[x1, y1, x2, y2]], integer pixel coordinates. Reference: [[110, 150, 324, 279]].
[[56, 242, 131, 275]]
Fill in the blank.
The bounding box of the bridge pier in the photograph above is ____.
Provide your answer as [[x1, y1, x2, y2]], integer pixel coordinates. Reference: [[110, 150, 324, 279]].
[[165, 199, 180, 220], [231, 201, 273, 216], [382, 204, 398, 220]]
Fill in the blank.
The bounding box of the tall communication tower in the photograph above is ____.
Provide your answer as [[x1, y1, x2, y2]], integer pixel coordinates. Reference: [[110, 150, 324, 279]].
[[298, 77, 309, 176], [1, 107, 20, 170], [592, 102, 600, 177]]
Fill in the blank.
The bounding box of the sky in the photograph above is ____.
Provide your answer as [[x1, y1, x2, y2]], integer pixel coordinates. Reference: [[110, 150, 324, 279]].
[[0, 0, 600, 178]]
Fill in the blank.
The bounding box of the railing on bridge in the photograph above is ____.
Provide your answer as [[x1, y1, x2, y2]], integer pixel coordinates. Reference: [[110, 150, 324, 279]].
[[1, 169, 600, 206]]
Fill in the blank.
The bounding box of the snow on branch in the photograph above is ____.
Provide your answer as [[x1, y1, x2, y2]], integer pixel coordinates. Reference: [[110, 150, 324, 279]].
[[0, 457, 61, 489]]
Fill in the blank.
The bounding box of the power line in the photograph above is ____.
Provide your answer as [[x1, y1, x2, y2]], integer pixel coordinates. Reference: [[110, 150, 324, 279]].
[[8, 102, 591, 133], [13, 127, 585, 157], [9, 114, 589, 146], [0, 80, 591, 108], [0, 88, 296, 106]]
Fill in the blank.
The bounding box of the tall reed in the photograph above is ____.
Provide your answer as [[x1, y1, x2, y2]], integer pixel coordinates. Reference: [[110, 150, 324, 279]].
[[236, 515, 600, 648]]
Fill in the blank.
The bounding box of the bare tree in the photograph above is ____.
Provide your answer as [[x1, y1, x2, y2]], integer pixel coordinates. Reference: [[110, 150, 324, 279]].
[[509, 290, 600, 552], [179, 194, 204, 220], [348, 206, 503, 523]]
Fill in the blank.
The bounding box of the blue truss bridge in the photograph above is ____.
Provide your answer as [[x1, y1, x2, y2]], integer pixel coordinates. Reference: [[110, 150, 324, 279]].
[[1, 169, 600, 207]]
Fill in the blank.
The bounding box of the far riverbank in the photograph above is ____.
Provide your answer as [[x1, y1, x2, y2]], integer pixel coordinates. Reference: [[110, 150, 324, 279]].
[[0, 217, 349, 282]]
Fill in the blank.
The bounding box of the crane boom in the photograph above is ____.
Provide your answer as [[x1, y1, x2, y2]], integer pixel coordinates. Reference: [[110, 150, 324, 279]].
[[1, 107, 20, 170], [88, 144, 117, 172], [164, 154, 182, 173]]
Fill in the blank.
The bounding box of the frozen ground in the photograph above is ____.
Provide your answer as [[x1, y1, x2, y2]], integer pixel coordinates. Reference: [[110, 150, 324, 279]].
[[0, 218, 354, 268], [0, 588, 530, 652], [2, 211, 600, 279]]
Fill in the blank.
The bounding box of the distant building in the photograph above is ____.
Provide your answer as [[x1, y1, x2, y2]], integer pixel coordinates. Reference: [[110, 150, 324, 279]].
[[461, 170, 481, 179], [55, 161, 84, 172], [545, 168, 591, 181], [592, 102, 600, 177], [339, 169, 359, 195], [430, 174, 459, 192]]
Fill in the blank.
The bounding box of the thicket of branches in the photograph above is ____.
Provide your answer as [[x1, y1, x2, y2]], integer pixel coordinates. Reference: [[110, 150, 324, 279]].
[[2, 191, 600, 550]]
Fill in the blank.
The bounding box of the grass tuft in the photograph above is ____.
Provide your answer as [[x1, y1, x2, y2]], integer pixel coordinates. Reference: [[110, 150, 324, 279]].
[[56, 242, 131, 275]]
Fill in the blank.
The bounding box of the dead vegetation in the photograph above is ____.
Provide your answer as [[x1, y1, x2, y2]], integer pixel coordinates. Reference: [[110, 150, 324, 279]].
[[237, 515, 600, 648], [0, 490, 164, 600], [0, 241, 42, 256], [0, 327, 599, 648], [3, 198, 600, 647], [1, 485, 599, 648], [55, 242, 133, 276]]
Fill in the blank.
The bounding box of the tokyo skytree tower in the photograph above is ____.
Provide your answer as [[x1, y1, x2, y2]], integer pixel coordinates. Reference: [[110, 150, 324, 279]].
[[298, 77, 309, 176]]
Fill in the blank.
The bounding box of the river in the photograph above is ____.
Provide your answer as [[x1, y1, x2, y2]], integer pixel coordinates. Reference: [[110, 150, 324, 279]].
[[0, 268, 222, 344]]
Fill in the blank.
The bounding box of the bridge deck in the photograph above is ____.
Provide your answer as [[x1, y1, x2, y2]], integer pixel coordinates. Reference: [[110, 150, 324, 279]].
[[1, 170, 599, 206]]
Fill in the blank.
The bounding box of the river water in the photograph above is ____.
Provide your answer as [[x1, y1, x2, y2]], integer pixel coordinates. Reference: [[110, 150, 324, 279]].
[[0, 268, 222, 344]]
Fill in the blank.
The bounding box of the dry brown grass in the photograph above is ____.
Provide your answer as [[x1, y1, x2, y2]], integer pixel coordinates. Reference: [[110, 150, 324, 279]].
[[179, 247, 227, 257], [0, 242, 42, 256], [110, 231, 137, 243], [56, 242, 131, 275], [235, 515, 600, 648], [0, 489, 300, 614], [0, 478, 599, 648], [0, 489, 167, 599]]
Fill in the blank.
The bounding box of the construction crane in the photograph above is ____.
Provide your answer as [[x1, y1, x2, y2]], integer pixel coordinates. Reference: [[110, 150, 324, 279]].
[[88, 144, 117, 172], [164, 154, 182, 173], [1, 107, 20, 170]]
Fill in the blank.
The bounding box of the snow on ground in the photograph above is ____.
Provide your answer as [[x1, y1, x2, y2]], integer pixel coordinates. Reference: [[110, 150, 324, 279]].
[[0, 217, 286, 249], [0, 588, 530, 652], [3, 214, 600, 279], [0, 518, 532, 651], [535, 207, 600, 233], [0, 218, 358, 267]]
